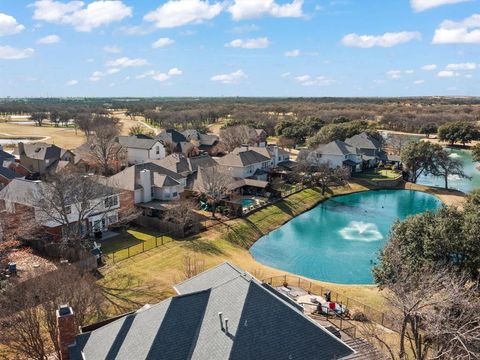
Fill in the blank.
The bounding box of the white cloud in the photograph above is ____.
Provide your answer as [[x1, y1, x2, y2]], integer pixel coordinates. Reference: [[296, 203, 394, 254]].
[[103, 45, 121, 53], [445, 62, 477, 70], [89, 70, 104, 81], [281, 72, 291, 77], [410, 0, 470, 12], [437, 70, 459, 77], [226, 37, 269, 49], [228, 0, 303, 20], [167, 67, 183, 76], [37, 34, 60, 44], [421, 64, 437, 71], [433, 13, 480, 44], [106, 57, 148, 68], [341, 31, 421, 48], [152, 37, 175, 49], [211, 69, 247, 84], [144, 0, 223, 28], [465, 74, 473, 78], [294, 74, 334, 86], [0, 46, 34, 60], [284, 49, 301, 57], [106, 68, 120, 74], [230, 24, 260, 34], [136, 68, 182, 82], [387, 70, 403, 79], [32, 0, 132, 32], [413, 79, 425, 84], [405, 69, 415, 74], [0, 13, 25, 36], [66, 79, 78, 86]]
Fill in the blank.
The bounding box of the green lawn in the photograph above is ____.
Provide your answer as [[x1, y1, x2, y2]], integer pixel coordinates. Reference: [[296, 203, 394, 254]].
[[355, 169, 400, 180], [100, 228, 173, 263], [100, 182, 384, 310]]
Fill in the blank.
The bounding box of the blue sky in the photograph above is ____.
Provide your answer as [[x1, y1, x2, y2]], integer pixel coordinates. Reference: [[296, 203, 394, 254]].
[[0, 0, 479, 97]]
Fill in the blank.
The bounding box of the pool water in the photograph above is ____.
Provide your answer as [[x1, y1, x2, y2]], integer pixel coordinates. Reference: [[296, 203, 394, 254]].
[[250, 190, 441, 284], [242, 198, 255, 208], [418, 148, 480, 194]]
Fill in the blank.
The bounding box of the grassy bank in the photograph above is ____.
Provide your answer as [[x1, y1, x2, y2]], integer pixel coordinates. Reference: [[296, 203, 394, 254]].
[[101, 182, 385, 311]]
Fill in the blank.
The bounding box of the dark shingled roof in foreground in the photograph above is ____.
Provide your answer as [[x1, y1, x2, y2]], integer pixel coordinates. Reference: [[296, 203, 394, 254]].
[[69, 262, 354, 360]]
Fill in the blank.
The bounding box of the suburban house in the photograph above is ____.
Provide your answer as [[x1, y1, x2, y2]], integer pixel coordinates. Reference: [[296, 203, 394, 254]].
[[152, 153, 218, 188], [116, 135, 166, 165], [0, 148, 25, 187], [345, 132, 385, 168], [156, 129, 195, 156], [108, 162, 186, 205], [0, 178, 133, 238], [182, 129, 220, 154], [216, 145, 291, 181], [74, 142, 127, 174], [254, 128, 268, 147], [18, 142, 75, 174], [216, 146, 273, 180], [302, 140, 362, 172], [63, 262, 354, 360]]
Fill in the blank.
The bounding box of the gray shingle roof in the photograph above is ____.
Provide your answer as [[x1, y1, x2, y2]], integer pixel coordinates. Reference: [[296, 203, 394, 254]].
[[0, 166, 23, 180], [317, 140, 358, 156], [153, 154, 217, 176], [108, 163, 185, 191], [0, 149, 14, 161], [345, 133, 382, 151], [69, 262, 354, 360], [21, 142, 64, 160], [117, 135, 161, 150], [217, 150, 271, 167]]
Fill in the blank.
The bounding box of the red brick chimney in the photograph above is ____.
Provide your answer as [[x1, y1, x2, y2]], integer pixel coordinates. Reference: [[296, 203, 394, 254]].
[[56, 305, 77, 360]]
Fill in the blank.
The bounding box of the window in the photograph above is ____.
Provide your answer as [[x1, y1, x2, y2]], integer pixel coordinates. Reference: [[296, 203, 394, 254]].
[[173, 192, 178, 197], [108, 214, 118, 225], [65, 205, 72, 215], [104, 195, 119, 208], [155, 146, 160, 155]]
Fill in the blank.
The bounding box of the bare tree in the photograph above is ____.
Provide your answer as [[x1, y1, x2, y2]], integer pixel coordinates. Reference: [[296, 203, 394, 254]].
[[35, 173, 116, 249], [195, 166, 231, 218], [0, 266, 147, 360], [163, 198, 198, 231], [219, 125, 258, 152], [88, 116, 123, 176]]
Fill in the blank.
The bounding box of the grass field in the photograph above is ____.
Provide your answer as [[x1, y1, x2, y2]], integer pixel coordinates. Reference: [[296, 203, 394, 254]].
[[355, 169, 401, 180], [101, 183, 385, 311], [0, 122, 86, 149]]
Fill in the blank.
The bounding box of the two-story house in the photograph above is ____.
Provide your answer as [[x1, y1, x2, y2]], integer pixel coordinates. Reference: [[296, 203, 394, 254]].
[[108, 163, 187, 205], [116, 135, 166, 165], [18, 142, 75, 174], [307, 140, 362, 172], [216, 146, 272, 180], [345, 132, 385, 168], [0, 178, 132, 239]]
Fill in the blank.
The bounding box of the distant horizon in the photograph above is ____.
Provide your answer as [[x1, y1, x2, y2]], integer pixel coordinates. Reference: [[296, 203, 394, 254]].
[[1, 1, 479, 97]]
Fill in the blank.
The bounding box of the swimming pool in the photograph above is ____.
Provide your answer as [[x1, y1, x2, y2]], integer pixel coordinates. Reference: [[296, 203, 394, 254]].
[[241, 198, 255, 208], [250, 190, 441, 284]]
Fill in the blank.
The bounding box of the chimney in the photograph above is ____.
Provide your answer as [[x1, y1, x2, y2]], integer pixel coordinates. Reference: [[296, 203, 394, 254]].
[[139, 169, 152, 203], [240, 144, 249, 152], [18, 142, 25, 156], [225, 318, 229, 334], [56, 305, 77, 360]]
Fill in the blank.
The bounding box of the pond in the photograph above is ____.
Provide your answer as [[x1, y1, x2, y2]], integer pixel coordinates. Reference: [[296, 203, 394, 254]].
[[417, 148, 480, 194], [0, 137, 45, 145], [250, 190, 441, 284]]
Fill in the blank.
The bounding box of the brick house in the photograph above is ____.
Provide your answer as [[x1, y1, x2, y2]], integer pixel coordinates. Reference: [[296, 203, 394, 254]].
[[18, 142, 75, 174], [0, 178, 135, 240]]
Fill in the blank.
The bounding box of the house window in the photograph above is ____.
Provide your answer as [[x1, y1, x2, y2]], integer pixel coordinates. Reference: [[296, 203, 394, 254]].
[[173, 192, 178, 197], [155, 146, 160, 155], [104, 195, 119, 208], [65, 205, 72, 215]]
